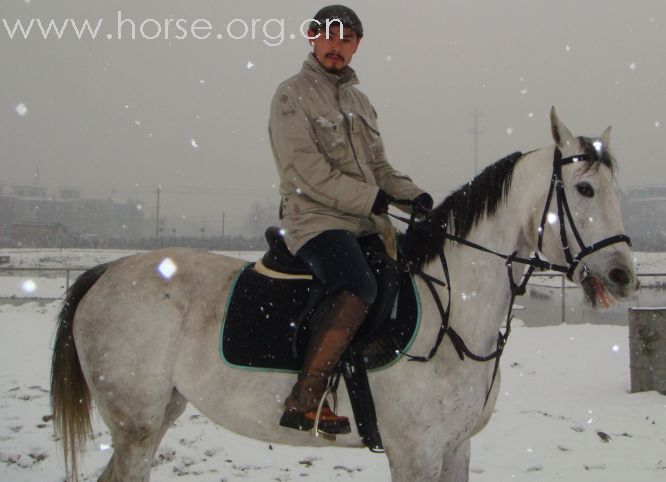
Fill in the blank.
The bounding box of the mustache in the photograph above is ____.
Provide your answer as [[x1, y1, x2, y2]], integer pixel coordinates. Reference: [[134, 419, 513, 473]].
[[325, 53, 345, 62]]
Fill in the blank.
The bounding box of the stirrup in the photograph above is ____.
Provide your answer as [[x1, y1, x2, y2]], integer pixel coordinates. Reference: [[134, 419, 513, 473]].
[[313, 385, 337, 441], [279, 388, 350, 439]]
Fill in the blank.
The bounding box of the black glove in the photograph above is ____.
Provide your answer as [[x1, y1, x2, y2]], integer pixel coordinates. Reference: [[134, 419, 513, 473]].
[[413, 192, 434, 215], [371, 189, 391, 215]]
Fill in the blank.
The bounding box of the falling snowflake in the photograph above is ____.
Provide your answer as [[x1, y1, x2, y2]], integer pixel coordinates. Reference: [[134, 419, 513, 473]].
[[612, 345, 620, 352], [246, 60, 255, 69], [520, 89, 527, 95], [629, 62, 637, 70], [190, 138, 199, 149], [386, 54, 392, 61], [655, 121, 661, 128], [157, 258, 177, 280], [15, 103, 28, 116], [547, 213, 558, 224], [506, 127, 514, 136], [21, 279, 37, 294]]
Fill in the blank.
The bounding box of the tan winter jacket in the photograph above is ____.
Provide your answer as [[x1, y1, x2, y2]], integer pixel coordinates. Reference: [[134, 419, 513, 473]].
[[268, 53, 425, 255]]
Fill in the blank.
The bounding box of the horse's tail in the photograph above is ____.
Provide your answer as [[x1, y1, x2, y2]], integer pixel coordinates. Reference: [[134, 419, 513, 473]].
[[50, 262, 111, 482]]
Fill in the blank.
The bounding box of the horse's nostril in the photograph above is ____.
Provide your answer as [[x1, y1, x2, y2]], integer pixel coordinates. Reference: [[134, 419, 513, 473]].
[[609, 268, 632, 287]]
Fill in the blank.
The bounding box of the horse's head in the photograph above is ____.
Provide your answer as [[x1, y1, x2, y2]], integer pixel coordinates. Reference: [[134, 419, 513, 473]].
[[538, 107, 638, 306]]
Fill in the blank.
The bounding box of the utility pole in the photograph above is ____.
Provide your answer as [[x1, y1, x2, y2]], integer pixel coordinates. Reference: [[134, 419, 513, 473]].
[[470, 107, 485, 176], [155, 185, 161, 245]]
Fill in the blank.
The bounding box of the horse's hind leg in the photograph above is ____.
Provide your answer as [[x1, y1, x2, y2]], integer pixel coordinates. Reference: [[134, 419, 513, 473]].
[[96, 387, 184, 482], [97, 418, 161, 482], [153, 388, 188, 453]]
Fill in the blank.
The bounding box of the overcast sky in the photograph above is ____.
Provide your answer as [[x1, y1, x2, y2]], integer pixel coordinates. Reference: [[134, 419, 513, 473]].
[[2, 0, 665, 235]]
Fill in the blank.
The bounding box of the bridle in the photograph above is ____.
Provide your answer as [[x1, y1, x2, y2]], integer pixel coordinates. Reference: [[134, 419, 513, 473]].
[[538, 147, 631, 283], [390, 146, 631, 404]]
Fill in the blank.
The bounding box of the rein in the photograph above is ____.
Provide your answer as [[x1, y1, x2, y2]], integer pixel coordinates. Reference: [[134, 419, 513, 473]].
[[388, 147, 631, 405]]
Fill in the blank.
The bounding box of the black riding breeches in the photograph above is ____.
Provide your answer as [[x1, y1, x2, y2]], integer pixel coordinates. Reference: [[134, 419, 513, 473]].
[[296, 230, 378, 306]]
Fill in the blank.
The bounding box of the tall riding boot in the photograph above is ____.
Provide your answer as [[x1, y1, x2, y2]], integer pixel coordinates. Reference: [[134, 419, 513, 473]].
[[280, 291, 369, 434]]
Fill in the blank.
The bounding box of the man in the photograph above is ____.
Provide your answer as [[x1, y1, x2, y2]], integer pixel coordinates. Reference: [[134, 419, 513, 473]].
[[268, 5, 433, 435]]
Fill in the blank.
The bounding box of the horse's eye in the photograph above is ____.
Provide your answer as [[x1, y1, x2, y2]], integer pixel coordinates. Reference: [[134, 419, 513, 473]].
[[576, 182, 595, 198]]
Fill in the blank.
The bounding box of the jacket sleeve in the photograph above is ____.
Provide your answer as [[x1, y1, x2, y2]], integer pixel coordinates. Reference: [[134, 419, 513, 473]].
[[269, 85, 378, 217], [364, 108, 426, 204]]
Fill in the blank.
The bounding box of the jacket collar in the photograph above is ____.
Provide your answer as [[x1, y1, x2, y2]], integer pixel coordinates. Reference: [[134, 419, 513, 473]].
[[302, 53, 359, 88]]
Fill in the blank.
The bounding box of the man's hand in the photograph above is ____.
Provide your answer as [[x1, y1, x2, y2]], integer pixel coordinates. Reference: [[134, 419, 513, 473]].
[[413, 192, 434, 215]]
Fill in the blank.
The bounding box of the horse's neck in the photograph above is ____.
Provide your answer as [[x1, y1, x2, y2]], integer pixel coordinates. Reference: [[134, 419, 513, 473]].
[[421, 148, 550, 349]]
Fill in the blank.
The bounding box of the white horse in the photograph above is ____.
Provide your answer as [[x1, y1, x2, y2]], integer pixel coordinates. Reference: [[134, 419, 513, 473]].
[[51, 108, 638, 482]]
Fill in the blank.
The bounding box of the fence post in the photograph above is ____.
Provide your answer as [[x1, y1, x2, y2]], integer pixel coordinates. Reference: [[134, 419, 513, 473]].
[[628, 307, 666, 394], [561, 274, 566, 324]]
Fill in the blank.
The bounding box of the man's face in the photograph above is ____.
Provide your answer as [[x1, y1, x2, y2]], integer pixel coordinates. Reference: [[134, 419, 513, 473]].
[[307, 24, 360, 74]]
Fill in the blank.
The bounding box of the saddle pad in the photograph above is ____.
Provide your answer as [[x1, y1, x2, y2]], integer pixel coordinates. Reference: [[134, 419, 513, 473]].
[[220, 263, 421, 372]]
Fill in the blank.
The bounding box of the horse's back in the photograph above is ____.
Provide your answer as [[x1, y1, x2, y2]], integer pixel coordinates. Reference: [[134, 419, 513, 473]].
[[80, 247, 243, 306]]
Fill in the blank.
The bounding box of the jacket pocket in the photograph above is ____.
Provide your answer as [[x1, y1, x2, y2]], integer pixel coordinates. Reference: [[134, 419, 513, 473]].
[[313, 110, 349, 163], [359, 113, 383, 160], [359, 113, 381, 136]]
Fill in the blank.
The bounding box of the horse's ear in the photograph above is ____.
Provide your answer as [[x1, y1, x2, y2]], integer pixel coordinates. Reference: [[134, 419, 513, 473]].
[[550, 106, 576, 150], [601, 126, 611, 146]]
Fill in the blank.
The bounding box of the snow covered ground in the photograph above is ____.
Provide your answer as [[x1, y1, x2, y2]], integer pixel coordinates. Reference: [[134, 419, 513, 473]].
[[1, 249, 665, 481]]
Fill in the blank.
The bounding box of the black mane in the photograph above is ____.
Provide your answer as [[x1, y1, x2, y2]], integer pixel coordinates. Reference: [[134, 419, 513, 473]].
[[399, 138, 616, 269]]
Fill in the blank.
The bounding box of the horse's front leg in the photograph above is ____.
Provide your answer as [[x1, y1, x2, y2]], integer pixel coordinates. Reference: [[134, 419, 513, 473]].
[[438, 439, 470, 482], [384, 433, 450, 482]]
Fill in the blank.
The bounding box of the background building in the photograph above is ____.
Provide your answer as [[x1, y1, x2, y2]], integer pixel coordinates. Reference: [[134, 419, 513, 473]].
[[0, 183, 148, 247]]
